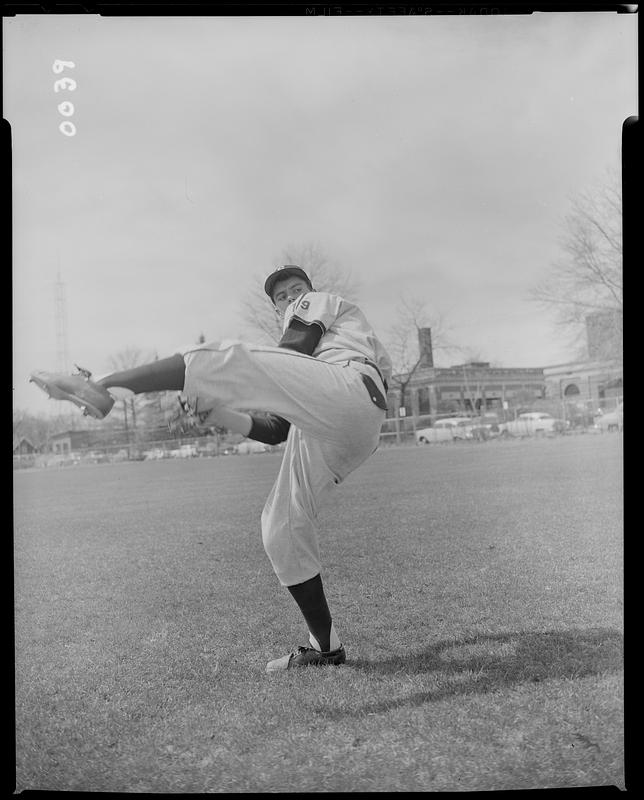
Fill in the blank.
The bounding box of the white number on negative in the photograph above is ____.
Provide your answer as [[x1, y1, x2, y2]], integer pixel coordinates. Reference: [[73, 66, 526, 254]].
[[59, 121, 77, 137], [53, 60, 77, 136], [54, 77, 77, 92], [57, 101, 75, 117], [53, 59, 75, 74]]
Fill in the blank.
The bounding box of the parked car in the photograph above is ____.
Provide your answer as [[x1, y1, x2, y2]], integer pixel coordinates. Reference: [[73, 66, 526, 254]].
[[500, 412, 568, 437], [469, 414, 503, 441], [449, 418, 478, 440], [143, 447, 167, 460], [197, 441, 219, 457], [594, 402, 623, 432], [237, 439, 272, 454], [415, 425, 451, 445], [172, 443, 199, 458], [83, 450, 111, 463], [415, 417, 475, 444]]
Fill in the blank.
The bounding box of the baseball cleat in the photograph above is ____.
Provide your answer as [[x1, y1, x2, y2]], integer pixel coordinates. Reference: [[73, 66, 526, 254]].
[[265, 645, 346, 672], [29, 368, 115, 419]]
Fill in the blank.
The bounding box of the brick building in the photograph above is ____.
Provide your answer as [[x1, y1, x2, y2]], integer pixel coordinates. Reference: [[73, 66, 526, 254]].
[[47, 428, 133, 455], [543, 311, 622, 413], [543, 360, 622, 408], [48, 430, 94, 455], [387, 316, 622, 424], [387, 328, 546, 419]]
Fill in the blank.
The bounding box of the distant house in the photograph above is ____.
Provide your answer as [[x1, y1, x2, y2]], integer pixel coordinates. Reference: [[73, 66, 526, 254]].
[[46, 427, 132, 454], [13, 437, 38, 456], [47, 430, 94, 455]]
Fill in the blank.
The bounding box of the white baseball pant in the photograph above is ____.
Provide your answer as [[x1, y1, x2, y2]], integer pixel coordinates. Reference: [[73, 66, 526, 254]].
[[181, 340, 386, 586]]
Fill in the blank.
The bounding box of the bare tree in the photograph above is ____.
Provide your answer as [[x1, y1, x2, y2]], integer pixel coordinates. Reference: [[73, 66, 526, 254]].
[[106, 347, 162, 439], [385, 296, 456, 415], [238, 242, 360, 344], [530, 167, 623, 361]]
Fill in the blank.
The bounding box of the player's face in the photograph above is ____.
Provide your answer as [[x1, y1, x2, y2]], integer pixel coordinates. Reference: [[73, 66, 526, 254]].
[[272, 277, 310, 315]]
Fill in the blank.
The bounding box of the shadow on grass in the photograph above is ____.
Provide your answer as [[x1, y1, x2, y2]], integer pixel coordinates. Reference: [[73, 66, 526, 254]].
[[316, 627, 623, 719]]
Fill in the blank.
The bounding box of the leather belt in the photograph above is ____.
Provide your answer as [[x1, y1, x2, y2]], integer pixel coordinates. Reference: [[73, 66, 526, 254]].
[[348, 357, 388, 393]]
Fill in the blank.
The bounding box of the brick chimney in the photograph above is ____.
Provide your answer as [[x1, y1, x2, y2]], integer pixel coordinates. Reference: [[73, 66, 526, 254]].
[[418, 327, 434, 368]]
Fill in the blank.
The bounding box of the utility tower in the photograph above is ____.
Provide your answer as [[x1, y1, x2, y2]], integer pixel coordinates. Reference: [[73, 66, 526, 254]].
[[54, 272, 70, 374]]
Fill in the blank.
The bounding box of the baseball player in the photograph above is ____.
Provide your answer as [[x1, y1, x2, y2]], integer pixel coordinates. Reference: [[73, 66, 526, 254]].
[[30, 265, 392, 672]]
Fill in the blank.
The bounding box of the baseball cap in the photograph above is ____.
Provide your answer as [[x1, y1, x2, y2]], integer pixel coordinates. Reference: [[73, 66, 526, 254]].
[[264, 265, 313, 299]]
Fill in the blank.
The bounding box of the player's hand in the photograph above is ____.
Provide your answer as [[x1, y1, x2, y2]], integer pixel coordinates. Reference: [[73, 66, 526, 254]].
[[198, 405, 253, 437]]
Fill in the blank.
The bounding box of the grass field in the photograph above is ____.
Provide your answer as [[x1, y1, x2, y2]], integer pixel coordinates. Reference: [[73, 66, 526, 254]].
[[13, 434, 624, 792]]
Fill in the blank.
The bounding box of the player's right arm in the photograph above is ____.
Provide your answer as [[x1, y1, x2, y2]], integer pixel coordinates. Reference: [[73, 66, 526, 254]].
[[202, 405, 290, 445], [248, 413, 291, 445], [201, 406, 252, 436]]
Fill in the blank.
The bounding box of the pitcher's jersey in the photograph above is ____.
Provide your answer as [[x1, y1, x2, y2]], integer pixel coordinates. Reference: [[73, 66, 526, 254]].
[[281, 291, 392, 386]]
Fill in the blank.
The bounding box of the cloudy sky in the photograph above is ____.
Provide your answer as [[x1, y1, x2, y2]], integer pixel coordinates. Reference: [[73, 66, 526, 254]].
[[6, 12, 636, 415]]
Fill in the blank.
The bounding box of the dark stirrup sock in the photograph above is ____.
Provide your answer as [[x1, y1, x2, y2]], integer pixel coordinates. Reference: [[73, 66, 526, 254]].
[[287, 574, 333, 652], [97, 353, 186, 394]]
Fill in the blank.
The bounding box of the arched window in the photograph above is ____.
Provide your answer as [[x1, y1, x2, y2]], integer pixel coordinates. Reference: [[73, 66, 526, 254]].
[[564, 383, 580, 397]]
